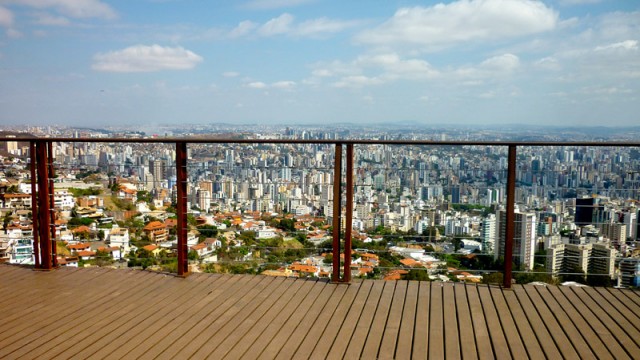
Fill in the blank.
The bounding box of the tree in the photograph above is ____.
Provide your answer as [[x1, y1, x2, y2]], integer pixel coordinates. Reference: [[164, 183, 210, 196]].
[[403, 270, 431, 281], [97, 230, 105, 242], [188, 250, 199, 261]]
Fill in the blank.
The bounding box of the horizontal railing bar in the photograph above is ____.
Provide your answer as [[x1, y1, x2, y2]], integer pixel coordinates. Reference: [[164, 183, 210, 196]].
[[2, 137, 640, 147]]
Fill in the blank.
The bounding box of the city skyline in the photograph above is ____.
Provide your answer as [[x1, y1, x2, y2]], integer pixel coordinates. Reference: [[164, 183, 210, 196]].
[[0, 0, 639, 127]]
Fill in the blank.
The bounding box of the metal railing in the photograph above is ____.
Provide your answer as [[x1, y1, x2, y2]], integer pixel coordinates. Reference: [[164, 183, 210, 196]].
[[2, 136, 639, 288]]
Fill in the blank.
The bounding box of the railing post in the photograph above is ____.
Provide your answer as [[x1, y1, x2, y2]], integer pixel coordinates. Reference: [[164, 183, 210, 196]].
[[176, 141, 189, 277], [35, 140, 54, 270], [29, 141, 40, 269], [503, 145, 517, 288], [48, 141, 58, 267], [331, 144, 343, 282], [343, 143, 354, 283]]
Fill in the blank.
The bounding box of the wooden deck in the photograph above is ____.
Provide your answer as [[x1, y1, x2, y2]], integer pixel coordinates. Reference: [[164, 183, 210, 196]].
[[1, 264, 639, 359]]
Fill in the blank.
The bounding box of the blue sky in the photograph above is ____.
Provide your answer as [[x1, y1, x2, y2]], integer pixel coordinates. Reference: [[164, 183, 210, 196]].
[[0, 0, 638, 127]]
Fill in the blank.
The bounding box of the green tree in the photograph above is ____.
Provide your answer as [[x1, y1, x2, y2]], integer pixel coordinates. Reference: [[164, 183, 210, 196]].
[[403, 270, 431, 281]]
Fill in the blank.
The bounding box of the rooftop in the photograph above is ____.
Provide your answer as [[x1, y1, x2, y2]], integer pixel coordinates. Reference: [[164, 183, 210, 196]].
[[1, 264, 639, 359]]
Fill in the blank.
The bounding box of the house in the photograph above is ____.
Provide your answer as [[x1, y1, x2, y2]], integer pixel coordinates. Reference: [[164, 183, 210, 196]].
[[109, 227, 130, 252], [77, 250, 96, 261], [143, 221, 168, 243], [203, 238, 222, 252], [142, 244, 162, 257], [190, 243, 208, 258], [68, 242, 92, 253]]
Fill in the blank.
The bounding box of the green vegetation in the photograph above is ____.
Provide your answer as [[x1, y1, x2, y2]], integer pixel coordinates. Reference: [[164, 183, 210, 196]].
[[68, 187, 102, 197]]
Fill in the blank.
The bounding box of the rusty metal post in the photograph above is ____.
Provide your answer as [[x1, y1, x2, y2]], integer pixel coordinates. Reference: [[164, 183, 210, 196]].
[[331, 144, 343, 282], [47, 141, 58, 267], [176, 141, 189, 277], [503, 145, 517, 288], [29, 141, 40, 269], [343, 143, 354, 283], [35, 141, 53, 270]]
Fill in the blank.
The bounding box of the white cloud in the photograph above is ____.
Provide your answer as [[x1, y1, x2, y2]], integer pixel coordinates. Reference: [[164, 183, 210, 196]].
[[242, 0, 314, 10], [246, 80, 296, 89], [0, 5, 13, 27], [333, 75, 383, 88], [247, 81, 267, 89], [355, 0, 557, 48], [2, 0, 116, 19], [258, 13, 293, 36], [295, 17, 360, 37], [535, 57, 561, 71], [234, 13, 357, 38], [272, 80, 296, 89], [594, 40, 638, 52], [479, 54, 520, 72], [453, 54, 520, 80], [229, 20, 257, 38], [31, 12, 70, 26], [92, 45, 203, 73], [355, 53, 439, 80]]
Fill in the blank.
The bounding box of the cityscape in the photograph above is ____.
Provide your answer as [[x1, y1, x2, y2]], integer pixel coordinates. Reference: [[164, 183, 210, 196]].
[[1, 124, 639, 288]]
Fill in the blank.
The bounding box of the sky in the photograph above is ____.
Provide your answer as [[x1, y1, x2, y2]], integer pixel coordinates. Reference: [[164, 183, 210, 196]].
[[0, 0, 638, 128]]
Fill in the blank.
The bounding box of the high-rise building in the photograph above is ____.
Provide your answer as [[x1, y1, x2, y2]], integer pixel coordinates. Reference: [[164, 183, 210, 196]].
[[481, 214, 496, 255], [575, 197, 605, 226], [495, 210, 537, 270], [546, 243, 616, 280], [619, 258, 640, 287]]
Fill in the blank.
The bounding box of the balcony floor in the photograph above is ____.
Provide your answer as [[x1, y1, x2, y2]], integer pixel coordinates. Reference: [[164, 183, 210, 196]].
[[1, 264, 639, 359]]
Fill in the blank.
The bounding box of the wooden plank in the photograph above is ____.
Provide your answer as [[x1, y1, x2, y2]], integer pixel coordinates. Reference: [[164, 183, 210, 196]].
[[101, 273, 227, 359], [0, 270, 162, 359], [187, 276, 286, 359], [624, 289, 640, 301], [73, 273, 217, 359], [223, 279, 317, 360], [442, 283, 461, 360], [144, 274, 264, 360], [512, 286, 562, 359], [0, 267, 115, 330], [488, 286, 527, 359], [502, 287, 545, 360], [47, 272, 205, 359], [546, 286, 614, 360], [477, 285, 510, 359], [339, 280, 386, 360], [166, 275, 278, 360], [274, 282, 343, 360], [257, 281, 328, 359], [570, 286, 640, 352], [532, 285, 595, 359], [293, 282, 361, 360], [596, 288, 640, 330], [309, 280, 372, 360], [522, 285, 580, 359], [454, 283, 478, 360], [466, 285, 494, 360], [377, 280, 408, 360], [411, 281, 431, 360], [220, 279, 308, 360], [361, 280, 400, 360], [558, 286, 630, 360], [393, 281, 418, 360], [206, 277, 298, 359], [604, 288, 640, 318], [428, 282, 445, 360]]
